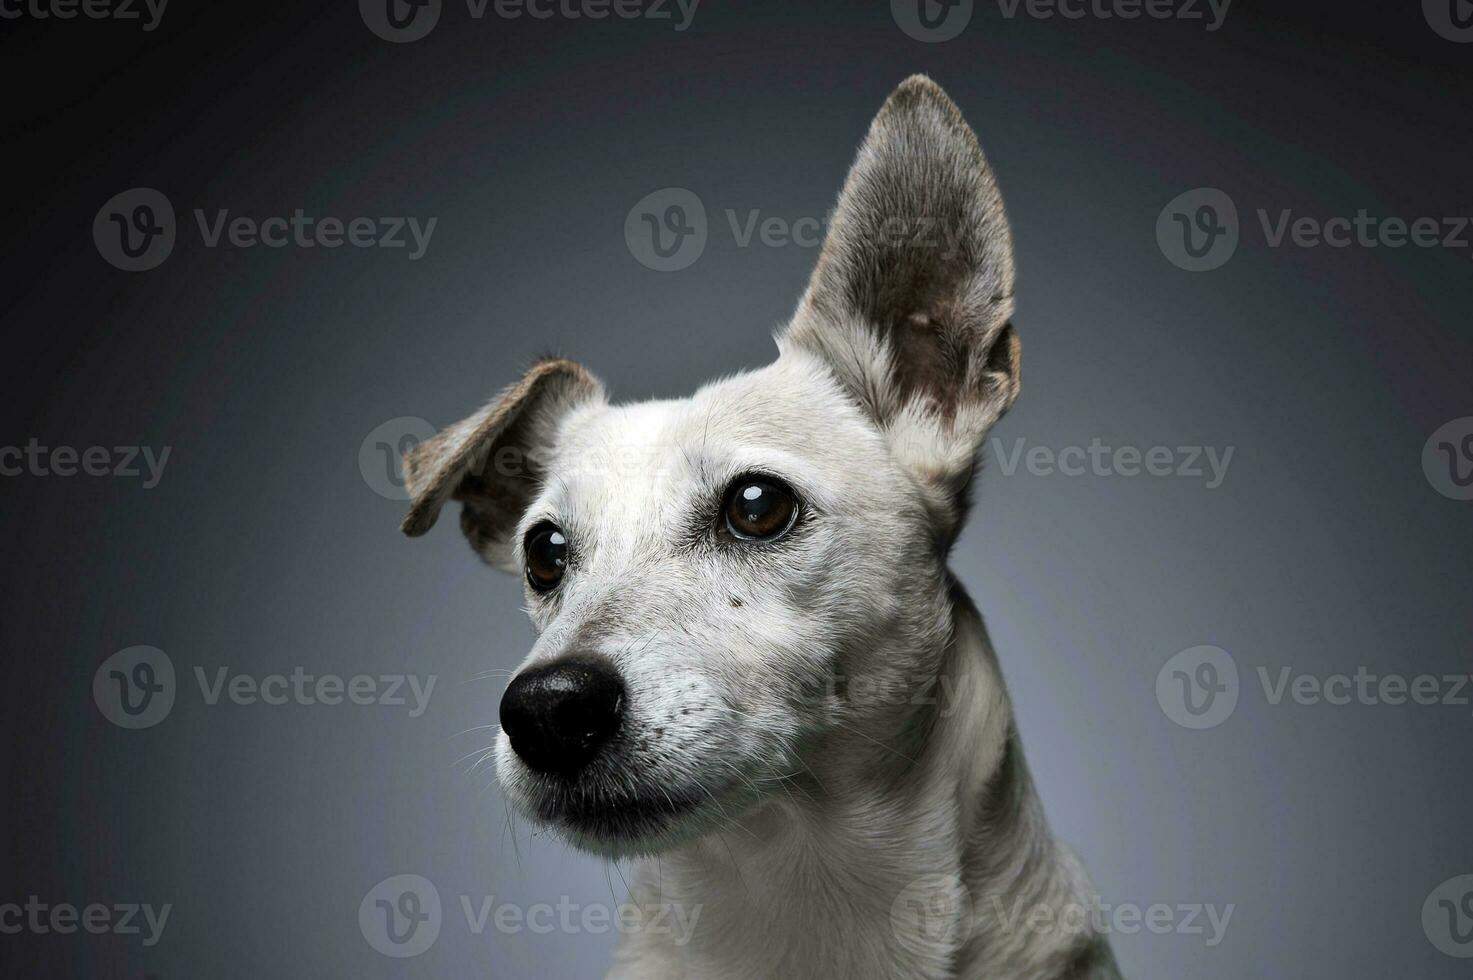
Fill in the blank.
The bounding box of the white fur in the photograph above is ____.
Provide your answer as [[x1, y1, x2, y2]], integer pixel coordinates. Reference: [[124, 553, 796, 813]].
[[484, 349, 1114, 978], [408, 76, 1119, 979]]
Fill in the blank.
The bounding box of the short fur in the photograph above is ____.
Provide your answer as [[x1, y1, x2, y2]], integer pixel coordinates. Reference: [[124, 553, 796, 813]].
[[403, 76, 1121, 979]]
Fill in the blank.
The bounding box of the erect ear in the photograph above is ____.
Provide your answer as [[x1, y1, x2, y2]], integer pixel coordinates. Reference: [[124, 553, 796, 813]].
[[400, 357, 604, 570], [780, 75, 1021, 529]]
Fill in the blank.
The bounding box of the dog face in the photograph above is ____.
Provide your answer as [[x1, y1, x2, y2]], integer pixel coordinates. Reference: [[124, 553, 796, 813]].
[[402, 76, 1021, 856]]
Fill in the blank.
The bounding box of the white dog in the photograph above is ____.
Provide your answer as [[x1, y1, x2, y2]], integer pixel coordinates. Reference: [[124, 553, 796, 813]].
[[402, 75, 1120, 979]]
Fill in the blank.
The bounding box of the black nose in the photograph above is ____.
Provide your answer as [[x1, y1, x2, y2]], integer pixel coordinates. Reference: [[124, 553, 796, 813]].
[[500, 654, 626, 775]]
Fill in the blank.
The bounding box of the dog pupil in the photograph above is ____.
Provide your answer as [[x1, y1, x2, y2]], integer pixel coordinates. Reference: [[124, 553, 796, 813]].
[[733, 482, 789, 536], [528, 528, 566, 586]]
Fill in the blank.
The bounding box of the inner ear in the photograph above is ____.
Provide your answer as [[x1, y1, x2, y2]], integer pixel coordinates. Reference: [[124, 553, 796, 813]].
[[893, 312, 970, 422], [782, 75, 1019, 431], [400, 357, 604, 570]]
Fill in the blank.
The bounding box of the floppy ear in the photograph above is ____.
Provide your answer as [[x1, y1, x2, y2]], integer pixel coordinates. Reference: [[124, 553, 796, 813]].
[[780, 75, 1020, 530], [400, 357, 604, 570]]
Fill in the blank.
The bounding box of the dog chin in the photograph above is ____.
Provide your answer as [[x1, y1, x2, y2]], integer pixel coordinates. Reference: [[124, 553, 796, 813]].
[[536, 780, 742, 857], [499, 761, 743, 857], [552, 786, 733, 858]]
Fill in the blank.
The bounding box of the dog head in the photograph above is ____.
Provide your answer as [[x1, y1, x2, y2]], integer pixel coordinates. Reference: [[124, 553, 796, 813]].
[[402, 76, 1020, 856]]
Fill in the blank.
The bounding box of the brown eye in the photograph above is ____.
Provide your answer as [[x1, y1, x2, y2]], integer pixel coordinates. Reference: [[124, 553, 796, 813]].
[[524, 524, 567, 591], [723, 478, 797, 541]]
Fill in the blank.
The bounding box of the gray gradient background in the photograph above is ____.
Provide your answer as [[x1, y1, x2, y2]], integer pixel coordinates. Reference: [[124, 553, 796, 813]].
[[3, 1, 1472, 977]]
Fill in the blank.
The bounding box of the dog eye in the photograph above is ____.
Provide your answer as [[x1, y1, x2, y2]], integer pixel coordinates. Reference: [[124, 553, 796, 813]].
[[524, 523, 568, 591], [722, 478, 797, 541]]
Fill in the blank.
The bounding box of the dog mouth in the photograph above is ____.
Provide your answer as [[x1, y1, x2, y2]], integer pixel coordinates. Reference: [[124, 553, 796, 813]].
[[500, 745, 741, 854], [535, 784, 714, 844]]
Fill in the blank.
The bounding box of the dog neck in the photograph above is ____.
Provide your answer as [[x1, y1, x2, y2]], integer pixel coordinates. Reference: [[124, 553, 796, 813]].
[[611, 586, 1115, 979]]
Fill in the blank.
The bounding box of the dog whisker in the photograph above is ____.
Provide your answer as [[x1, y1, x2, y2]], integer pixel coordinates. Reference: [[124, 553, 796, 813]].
[[450, 743, 499, 770], [448, 723, 501, 739]]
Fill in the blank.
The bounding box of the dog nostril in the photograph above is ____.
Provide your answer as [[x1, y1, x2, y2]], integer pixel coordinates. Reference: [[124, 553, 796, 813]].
[[500, 654, 625, 776]]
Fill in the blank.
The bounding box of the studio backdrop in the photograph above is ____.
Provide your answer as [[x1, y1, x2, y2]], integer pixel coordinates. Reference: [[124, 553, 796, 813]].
[[2, 1, 1471, 977]]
